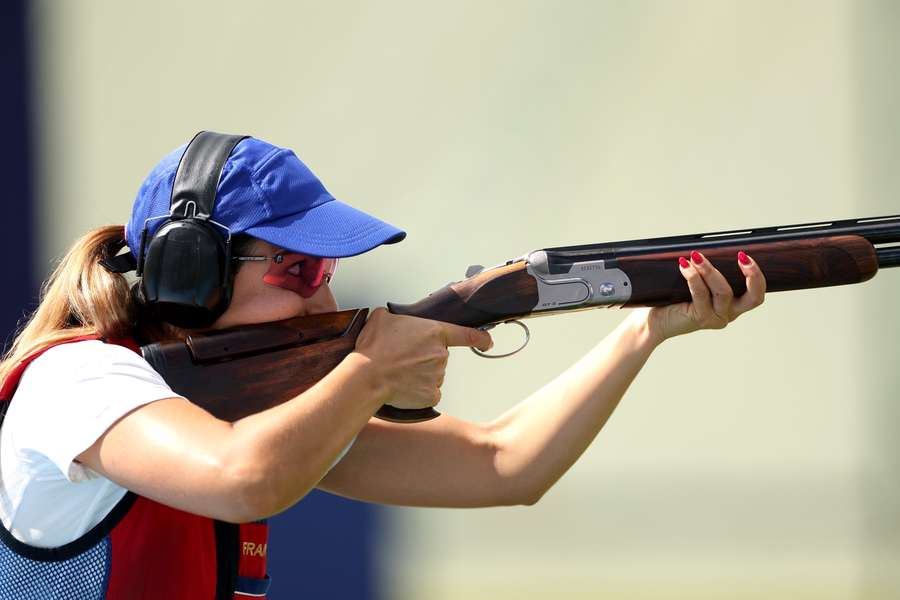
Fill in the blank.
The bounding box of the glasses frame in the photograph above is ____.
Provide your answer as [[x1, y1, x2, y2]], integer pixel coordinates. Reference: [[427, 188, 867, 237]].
[[231, 253, 338, 285]]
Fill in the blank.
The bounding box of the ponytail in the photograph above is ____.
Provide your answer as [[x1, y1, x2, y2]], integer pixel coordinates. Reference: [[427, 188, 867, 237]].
[[0, 225, 137, 385], [0, 228, 260, 387]]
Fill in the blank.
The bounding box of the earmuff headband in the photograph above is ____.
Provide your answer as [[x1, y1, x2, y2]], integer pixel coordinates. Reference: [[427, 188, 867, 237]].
[[170, 131, 248, 220]]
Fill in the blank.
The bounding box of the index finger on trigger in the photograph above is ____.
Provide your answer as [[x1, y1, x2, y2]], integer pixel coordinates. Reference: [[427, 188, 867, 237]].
[[439, 322, 494, 351]]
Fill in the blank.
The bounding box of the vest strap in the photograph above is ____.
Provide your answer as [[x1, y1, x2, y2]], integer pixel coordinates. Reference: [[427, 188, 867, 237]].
[[236, 518, 270, 599], [234, 575, 272, 597]]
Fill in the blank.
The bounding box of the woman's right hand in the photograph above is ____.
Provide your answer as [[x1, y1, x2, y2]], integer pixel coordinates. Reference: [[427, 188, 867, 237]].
[[352, 307, 493, 410]]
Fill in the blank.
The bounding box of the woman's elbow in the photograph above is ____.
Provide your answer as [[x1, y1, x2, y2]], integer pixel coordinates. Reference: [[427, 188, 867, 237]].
[[490, 463, 549, 507], [213, 458, 275, 523], [215, 434, 329, 522], [520, 491, 544, 507], [489, 432, 548, 507], [488, 479, 546, 507], [511, 481, 548, 507], [217, 452, 310, 523]]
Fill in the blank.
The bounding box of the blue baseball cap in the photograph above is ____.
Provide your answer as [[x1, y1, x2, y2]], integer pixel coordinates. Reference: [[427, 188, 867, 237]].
[[126, 136, 406, 259]]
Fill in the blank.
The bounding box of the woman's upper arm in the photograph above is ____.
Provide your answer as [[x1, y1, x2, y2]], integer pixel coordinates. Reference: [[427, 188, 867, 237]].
[[14, 340, 265, 522], [76, 396, 260, 522]]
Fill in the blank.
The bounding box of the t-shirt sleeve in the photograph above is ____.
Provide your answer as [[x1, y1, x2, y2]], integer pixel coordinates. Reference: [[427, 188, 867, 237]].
[[10, 340, 184, 483]]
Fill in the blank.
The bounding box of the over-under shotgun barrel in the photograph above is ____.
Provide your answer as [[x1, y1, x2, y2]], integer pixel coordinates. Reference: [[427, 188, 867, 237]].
[[388, 214, 899, 324]]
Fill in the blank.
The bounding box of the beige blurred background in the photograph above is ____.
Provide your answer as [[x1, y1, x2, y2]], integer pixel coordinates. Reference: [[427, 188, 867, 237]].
[[29, 0, 899, 597]]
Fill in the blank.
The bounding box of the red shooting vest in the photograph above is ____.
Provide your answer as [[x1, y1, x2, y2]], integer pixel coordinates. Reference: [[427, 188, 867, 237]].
[[0, 335, 270, 600]]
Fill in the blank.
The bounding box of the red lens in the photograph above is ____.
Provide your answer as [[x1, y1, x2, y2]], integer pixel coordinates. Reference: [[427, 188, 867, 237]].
[[262, 254, 338, 298], [299, 257, 338, 288]]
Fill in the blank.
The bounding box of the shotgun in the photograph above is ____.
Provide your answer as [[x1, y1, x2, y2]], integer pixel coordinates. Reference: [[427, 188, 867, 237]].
[[142, 214, 900, 424]]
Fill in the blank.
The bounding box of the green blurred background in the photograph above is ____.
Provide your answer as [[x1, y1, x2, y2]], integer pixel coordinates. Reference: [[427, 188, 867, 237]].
[[27, 0, 900, 597]]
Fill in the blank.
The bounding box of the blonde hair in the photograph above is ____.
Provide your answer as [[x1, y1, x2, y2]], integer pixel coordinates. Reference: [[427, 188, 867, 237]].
[[0, 225, 140, 385], [0, 226, 258, 387]]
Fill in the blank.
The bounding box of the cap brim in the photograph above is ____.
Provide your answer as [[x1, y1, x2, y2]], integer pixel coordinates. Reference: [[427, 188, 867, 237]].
[[243, 198, 406, 258]]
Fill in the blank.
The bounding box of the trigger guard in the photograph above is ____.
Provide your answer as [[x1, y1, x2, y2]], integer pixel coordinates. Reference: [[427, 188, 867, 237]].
[[471, 320, 530, 359]]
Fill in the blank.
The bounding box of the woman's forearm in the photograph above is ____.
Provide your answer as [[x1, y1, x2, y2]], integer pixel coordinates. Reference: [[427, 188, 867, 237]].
[[320, 254, 763, 508], [227, 351, 386, 517], [489, 309, 661, 504]]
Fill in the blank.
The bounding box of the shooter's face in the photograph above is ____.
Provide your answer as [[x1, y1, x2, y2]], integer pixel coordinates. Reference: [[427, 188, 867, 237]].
[[211, 239, 337, 330]]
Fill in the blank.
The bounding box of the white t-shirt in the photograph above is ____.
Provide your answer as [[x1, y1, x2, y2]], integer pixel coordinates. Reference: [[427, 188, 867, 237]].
[[0, 340, 182, 548]]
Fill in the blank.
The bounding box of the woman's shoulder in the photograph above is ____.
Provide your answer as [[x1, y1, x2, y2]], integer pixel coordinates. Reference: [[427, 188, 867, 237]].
[[21, 338, 164, 391], [30, 338, 142, 369]]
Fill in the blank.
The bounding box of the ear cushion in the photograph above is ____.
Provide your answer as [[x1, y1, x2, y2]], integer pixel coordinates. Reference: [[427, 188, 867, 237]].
[[139, 219, 231, 328]]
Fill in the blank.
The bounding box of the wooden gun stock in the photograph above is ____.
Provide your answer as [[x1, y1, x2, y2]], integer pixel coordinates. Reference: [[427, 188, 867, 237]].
[[141, 308, 436, 423]]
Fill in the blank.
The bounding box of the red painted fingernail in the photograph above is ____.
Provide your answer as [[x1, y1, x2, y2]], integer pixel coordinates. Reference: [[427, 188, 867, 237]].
[[738, 251, 751, 266], [678, 256, 690, 269], [690, 251, 703, 265]]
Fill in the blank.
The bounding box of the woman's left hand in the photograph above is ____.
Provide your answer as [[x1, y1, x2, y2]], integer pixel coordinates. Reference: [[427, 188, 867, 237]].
[[643, 250, 767, 345]]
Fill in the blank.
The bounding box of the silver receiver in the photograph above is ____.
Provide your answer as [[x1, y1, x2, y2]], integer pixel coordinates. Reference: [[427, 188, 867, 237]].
[[525, 250, 632, 311]]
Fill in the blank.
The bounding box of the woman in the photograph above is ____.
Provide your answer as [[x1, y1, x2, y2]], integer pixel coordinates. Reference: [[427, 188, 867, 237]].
[[0, 133, 765, 599]]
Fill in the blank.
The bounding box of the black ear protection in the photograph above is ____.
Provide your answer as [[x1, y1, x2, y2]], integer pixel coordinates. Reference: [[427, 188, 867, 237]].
[[133, 131, 249, 329]]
